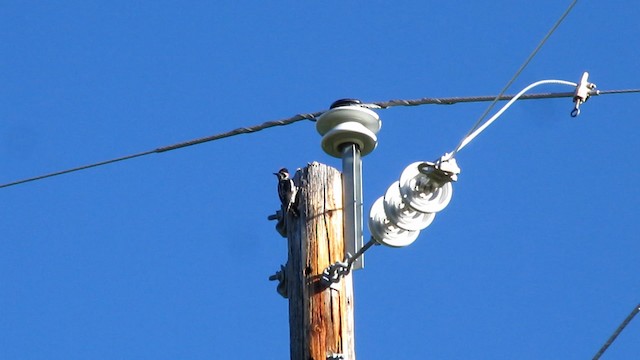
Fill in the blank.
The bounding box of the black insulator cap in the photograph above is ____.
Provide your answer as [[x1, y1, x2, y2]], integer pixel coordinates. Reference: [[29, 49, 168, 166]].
[[330, 98, 362, 109]]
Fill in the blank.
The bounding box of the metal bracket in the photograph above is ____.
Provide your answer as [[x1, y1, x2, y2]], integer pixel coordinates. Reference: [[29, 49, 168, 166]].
[[268, 264, 288, 298], [268, 210, 287, 238], [342, 144, 364, 270], [327, 353, 344, 360], [417, 153, 461, 184]]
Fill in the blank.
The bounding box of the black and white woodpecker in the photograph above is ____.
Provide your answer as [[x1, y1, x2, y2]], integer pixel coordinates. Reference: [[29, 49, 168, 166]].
[[274, 168, 298, 217]]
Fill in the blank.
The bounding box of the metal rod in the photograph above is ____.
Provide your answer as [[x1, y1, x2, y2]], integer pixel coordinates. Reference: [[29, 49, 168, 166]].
[[342, 144, 364, 270], [347, 238, 378, 269]]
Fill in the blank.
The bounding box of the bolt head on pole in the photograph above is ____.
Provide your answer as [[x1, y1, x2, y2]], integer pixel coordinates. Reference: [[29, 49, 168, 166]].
[[316, 100, 381, 158]]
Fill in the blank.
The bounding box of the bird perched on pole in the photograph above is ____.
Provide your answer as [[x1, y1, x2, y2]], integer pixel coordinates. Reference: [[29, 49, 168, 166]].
[[274, 168, 298, 217]]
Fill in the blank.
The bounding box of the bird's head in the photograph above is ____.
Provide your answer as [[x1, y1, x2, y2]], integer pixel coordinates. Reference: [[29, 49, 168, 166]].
[[273, 168, 290, 180]]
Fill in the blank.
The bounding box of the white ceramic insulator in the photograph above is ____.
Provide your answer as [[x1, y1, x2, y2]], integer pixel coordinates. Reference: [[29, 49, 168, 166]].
[[368, 197, 420, 248], [399, 162, 453, 214], [316, 106, 381, 158], [383, 181, 435, 231]]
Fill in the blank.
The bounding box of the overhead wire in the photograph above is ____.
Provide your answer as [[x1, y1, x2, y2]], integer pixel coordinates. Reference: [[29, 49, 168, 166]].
[[367, 88, 639, 108], [369, 91, 578, 108], [1, 88, 640, 189], [592, 303, 640, 360], [453, 79, 578, 153], [154, 112, 321, 153], [451, 0, 579, 158], [0, 0, 632, 190], [0, 150, 156, 189], [0, 112, 321, 189]]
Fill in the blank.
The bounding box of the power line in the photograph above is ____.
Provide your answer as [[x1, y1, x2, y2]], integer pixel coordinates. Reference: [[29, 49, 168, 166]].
[[1, 88, 639, 190], [371, 92, 577, 108], [452, 0, 578, 157], [592, 303, 640, 360], [154, 112, 321, 153], [453, 79, 578, 153], [368, 88, 639, 109], [0, 150, 156, 189], [0, 112, 321, 189]]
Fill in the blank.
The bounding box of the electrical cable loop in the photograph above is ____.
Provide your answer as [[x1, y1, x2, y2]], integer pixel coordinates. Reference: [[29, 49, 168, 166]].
[[453, 79, 579, 155]]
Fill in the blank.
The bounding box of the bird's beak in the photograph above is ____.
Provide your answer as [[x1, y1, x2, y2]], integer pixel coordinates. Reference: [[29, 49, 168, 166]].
[[273, 173, 278, 176]]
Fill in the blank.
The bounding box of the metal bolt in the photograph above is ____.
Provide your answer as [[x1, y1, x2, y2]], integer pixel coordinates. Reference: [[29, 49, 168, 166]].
[[329, 98, 362, 109]]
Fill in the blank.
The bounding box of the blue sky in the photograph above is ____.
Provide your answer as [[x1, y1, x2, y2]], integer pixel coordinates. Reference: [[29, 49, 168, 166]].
[[1, 1, 638, 359]]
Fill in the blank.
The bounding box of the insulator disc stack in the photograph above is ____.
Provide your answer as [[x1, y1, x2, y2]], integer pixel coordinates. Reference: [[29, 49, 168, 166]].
[[369, 161, 457, 247]]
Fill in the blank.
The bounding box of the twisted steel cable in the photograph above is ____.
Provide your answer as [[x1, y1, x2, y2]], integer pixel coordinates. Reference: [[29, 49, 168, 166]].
[[1, 88, 639, 189]]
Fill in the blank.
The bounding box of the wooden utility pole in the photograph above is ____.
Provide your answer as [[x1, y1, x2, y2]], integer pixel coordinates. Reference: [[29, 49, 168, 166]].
[[284, 162, 356, 360]]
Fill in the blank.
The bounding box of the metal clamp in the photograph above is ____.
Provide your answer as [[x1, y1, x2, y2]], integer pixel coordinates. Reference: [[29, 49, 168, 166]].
[[417, 153, 460, 183], [320, 239, 378, 286], [572, 72, 597, 117], [321, 257, 352, 285]]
